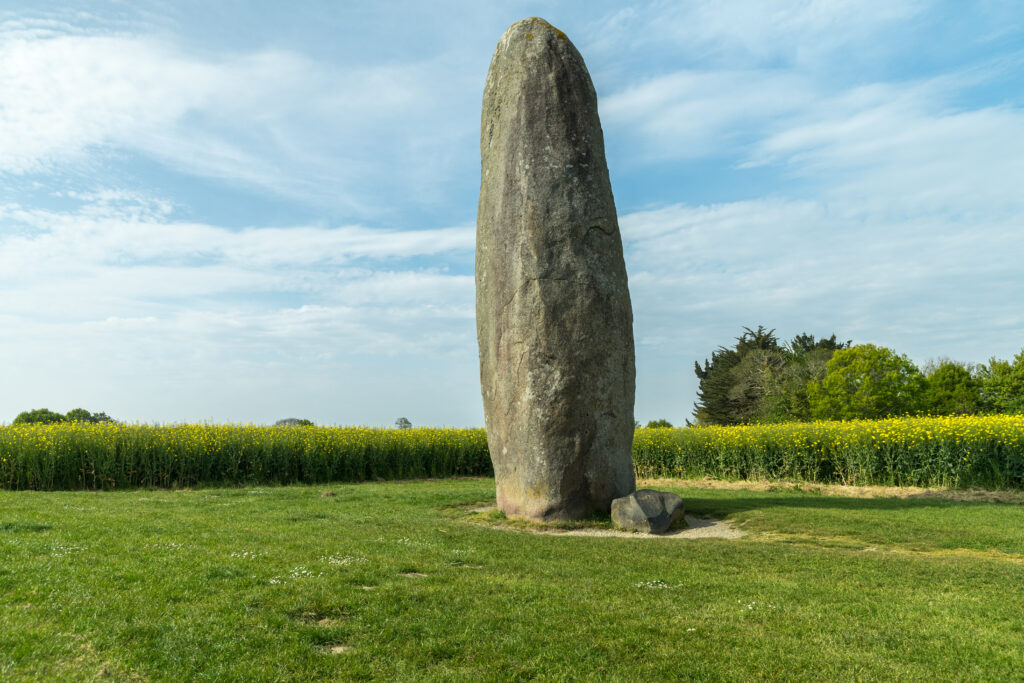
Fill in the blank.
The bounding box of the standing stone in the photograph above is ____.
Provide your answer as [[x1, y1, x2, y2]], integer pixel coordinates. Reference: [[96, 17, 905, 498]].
[[476, 17, 636, 522]]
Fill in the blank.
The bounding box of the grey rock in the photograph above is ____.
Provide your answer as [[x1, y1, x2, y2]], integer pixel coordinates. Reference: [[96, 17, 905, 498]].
[[611, 489, 686, 534], [476, 17, 636, 522]]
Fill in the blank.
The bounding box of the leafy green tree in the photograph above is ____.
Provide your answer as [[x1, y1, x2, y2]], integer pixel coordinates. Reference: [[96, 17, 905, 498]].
[[977, 349, 1024, 414], [645, 419, 673, 428], [64, 408, 114, 423], [760, 335, 853, 422], [12, 408, 66, 424], [921, 360, 981, 415], [807, 344, 927, 420]]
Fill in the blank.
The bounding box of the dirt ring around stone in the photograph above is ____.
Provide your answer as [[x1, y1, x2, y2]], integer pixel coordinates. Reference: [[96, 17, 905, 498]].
[[469, 507, 746, 539]]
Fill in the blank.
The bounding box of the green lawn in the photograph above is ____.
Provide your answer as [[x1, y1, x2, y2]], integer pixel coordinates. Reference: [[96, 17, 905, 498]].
[[2, 478, 1023, 681]]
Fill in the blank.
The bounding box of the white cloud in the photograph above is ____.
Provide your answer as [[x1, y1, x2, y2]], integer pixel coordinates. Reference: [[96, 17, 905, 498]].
[[585, 0, 925, 70], [0, 190, 479, 424], [749, 88, 1024, 218], [622, 197, 1024, 359], [0, 34, 220, 174], [0, 193, 474, 337], [601, 70, 814, 160], [0, 27, 480, 213]]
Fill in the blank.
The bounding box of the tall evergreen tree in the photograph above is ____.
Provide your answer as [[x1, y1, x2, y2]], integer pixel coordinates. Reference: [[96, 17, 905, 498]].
[[693, 326, 781, 425]]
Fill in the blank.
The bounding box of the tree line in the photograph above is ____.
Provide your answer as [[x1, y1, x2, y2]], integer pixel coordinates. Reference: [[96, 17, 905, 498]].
[[692, 326, 1024, 425], [12, 408, 113, 425]]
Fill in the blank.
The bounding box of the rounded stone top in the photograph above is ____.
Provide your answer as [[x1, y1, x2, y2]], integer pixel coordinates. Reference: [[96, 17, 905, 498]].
[[496, 17, 572, 54], [505, 16, 568, 41]]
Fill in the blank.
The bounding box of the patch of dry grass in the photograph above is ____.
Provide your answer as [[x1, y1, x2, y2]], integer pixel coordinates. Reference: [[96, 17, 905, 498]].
[[640, 477, 1024, 503]]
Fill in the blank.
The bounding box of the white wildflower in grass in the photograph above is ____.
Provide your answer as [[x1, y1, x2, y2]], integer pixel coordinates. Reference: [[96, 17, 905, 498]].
[[49, 544, 87, 557], [230, 550, 267, 560], [686, 628, 697, 633], [390, 536, 441, 549], [742, 601, 780, 612], [289, 566, 323, 579], [322, 555, 368, 566], [268, 565, 324, 585], [635, 580, 671, 589], [151, 542, 184, 549]]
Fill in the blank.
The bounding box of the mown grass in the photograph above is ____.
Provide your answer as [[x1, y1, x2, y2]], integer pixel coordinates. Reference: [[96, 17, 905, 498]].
[[2, 478, 1023, 680]]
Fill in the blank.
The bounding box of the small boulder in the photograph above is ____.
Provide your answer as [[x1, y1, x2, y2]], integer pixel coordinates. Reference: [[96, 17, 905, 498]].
[[611, 489, 685, 534]]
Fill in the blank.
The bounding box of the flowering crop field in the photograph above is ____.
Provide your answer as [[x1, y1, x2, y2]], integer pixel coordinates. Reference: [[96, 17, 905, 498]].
[[0, 423, 491, 490], [635, 414, 1024, 489], [3, 414, 1024, 491]]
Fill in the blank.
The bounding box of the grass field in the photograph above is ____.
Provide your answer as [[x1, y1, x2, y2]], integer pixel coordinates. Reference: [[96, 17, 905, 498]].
[[2, 478, 1023, 680]]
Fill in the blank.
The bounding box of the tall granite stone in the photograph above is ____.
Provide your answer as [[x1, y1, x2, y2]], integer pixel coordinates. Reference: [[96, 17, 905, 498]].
[[476, 17, 636, 522]]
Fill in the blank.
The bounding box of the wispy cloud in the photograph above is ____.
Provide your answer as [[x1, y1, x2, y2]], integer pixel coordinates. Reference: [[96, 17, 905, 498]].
[[601, 69, 814, 160], [584, 0, 925, 72], [0, 26, 480, 214], [747, 80, 1024, 217]]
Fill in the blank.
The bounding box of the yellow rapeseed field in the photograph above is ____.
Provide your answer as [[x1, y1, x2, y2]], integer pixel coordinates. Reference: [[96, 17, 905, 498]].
[[0, 423, 490, 490], [634, 414, 1024, 488], [2, 414, 1022, 490]]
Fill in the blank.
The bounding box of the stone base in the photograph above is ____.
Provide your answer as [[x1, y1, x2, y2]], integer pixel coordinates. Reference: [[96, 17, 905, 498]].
[[610, 489, 685, 534]]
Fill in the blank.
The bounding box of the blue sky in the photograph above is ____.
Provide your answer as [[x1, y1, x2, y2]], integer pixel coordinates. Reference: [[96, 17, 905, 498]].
[[1, 1, 1022, 426]]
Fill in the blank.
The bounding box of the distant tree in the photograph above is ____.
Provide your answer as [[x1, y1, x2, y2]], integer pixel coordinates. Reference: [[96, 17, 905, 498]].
[[645, 419, 674, 429], [12, 408, 66, 425], [274, 418, 314, 426], [64, 408, 114, 423], [395, 417, 413, 429], [807, 344, 927, 420], [977, 349, 1024, 414], [921, 360, 981, 415]]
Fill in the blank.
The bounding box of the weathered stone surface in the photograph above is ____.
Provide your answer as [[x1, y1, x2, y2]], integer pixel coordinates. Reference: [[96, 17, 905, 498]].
[[476, 17, 636, 522], [611, 490, 686, 534]]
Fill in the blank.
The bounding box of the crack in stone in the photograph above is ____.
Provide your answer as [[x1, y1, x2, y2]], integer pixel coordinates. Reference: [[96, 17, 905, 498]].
[[498, 276, 570, 317]]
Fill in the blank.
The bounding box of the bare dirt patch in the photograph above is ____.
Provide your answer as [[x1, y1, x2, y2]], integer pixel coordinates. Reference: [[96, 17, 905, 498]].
[[467, 506, 745, 540], [640, 478, 1024, 504]]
